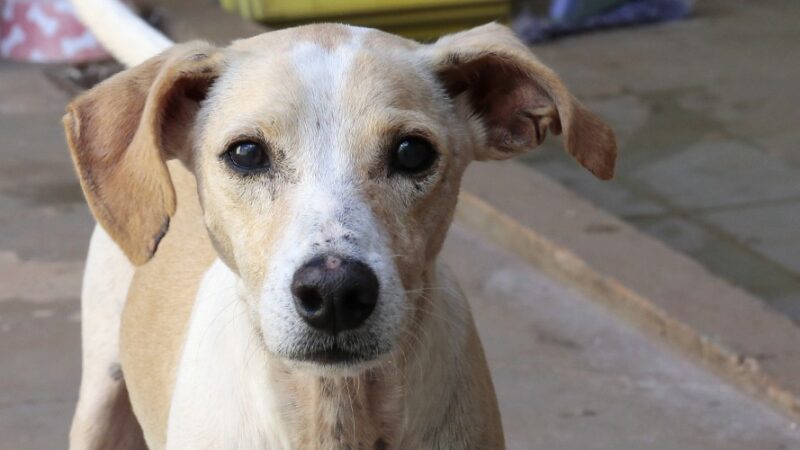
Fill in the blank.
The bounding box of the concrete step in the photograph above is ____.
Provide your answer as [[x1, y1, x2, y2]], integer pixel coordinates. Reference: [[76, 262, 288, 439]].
[[445, 223, 800, 449]]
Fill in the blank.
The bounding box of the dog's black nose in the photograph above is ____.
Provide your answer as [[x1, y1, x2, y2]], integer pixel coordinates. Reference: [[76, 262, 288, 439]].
[[291, 255, 379, 334]]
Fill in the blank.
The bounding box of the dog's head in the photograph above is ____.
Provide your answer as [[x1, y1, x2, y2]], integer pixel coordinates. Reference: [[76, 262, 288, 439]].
[[64, 24, 615, 373]]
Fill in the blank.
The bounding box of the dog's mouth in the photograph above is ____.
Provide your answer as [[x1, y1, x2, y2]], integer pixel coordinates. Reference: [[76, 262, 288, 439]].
[[294, 344, 372, 365]]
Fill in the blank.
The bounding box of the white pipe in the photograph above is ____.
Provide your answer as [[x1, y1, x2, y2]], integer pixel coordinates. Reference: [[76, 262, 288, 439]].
[[70, 0, 174, 67]]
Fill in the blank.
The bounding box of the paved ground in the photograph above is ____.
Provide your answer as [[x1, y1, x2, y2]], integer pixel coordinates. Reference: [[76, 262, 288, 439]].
[[0, 61, 88, 449], [1, 55, 799, 447], [520, 0, 800, 321]]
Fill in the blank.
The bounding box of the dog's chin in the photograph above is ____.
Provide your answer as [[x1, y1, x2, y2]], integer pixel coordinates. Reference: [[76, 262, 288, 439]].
[[276, 337, 391, 377]]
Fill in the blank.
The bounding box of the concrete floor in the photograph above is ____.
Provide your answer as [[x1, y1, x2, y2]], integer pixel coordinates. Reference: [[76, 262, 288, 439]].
[[0, 62, 88, 449], [521, 0, 800, 321], [1, 56, 799, 447]]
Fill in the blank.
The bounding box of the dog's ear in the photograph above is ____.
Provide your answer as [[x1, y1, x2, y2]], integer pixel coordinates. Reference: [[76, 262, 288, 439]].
[[63, 42, 222, 265], [424, 23, 617, 179]]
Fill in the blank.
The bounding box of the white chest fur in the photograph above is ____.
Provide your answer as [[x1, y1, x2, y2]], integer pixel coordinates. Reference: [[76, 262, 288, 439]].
[[166, 260, 291, 449]]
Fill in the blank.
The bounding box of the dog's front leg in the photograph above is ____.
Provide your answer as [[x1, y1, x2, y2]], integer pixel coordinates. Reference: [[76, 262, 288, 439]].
[[69, 226, 146, 450]]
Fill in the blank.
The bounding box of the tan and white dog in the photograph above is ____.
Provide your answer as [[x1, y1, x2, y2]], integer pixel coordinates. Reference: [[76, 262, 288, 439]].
[[64, 17, 616, 450]]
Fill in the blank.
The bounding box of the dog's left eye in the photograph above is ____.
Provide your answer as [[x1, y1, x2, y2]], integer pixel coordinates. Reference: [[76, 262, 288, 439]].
[[391, 137, 437, 175], [225, 141, 270, 172]]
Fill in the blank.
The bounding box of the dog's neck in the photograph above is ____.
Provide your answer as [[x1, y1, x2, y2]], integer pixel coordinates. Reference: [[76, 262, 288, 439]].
[[272, 365, 401, 449]]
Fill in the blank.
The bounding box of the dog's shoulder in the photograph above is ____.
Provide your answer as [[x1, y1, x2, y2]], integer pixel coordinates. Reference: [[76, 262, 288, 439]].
[[120, 160, 216, 447]]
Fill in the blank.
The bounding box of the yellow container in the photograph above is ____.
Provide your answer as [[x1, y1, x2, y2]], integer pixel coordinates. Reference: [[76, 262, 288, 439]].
[[220, 0, 511, 40]]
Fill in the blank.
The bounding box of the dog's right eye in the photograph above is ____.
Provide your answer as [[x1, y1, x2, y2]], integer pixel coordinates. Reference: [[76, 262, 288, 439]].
[[225, 141, 270, 172]]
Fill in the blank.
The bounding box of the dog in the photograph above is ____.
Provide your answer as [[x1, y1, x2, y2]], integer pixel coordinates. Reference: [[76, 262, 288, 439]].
[[64, 22, 616, 450]]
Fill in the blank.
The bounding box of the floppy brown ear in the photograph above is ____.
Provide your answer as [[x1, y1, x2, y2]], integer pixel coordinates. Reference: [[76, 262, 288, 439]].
[[63, 42, 222, 265], [424, 23, 617, 179]]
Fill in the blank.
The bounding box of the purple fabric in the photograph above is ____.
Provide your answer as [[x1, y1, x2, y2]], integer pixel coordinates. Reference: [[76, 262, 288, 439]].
[[513, 0, 693, 44]]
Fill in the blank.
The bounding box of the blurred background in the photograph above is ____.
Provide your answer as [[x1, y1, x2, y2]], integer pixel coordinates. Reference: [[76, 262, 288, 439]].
[[1, 0, 799, 448]]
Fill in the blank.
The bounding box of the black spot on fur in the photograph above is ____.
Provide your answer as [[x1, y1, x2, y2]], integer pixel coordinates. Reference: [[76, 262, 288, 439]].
[[108, 363, 123, 381], [374, 438, 388, 450]]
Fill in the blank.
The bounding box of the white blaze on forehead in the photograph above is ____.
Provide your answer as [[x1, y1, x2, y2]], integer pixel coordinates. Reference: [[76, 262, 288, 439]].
[[289, 28, 369, 184], [280, 27, 387, 262]]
